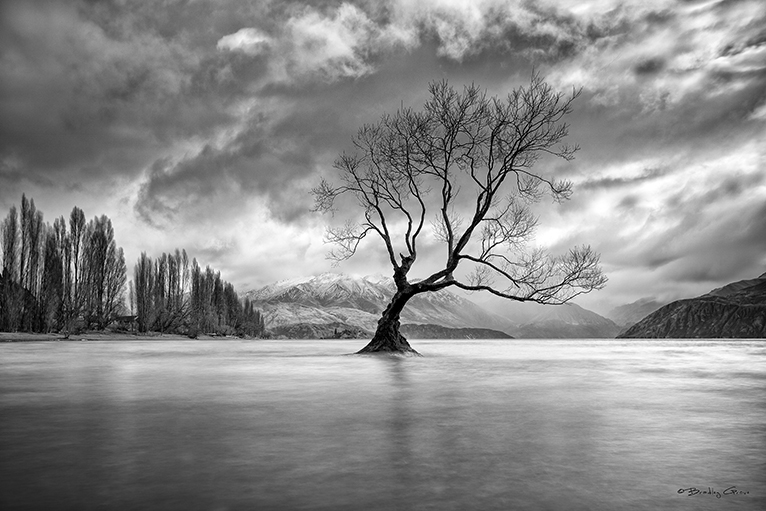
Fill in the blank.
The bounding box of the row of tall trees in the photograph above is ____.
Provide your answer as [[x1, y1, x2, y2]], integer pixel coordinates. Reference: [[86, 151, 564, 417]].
[[1, 195, 264, 337], [132, 250, 265, 337], [0, 195, 127, 332]]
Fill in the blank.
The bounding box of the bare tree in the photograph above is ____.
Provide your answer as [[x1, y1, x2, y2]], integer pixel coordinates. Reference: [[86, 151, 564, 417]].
[[68, 206, 86, 326], [134, 252, 155, 333], [313, 74, 607, 354], [1, 206, 20, 331]]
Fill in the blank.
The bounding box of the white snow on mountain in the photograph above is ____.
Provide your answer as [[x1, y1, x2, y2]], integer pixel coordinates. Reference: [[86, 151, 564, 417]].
[[242, 273, 513, 332]]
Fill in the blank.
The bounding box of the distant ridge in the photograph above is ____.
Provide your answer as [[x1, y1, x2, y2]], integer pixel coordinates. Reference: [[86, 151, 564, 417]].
[[515, 303, 620, 338], [400, 324, 512, 339], [606, 298, 667, 329], [618, 274, 766, 338]]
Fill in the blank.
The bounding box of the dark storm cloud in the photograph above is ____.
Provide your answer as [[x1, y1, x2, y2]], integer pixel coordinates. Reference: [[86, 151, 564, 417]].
[[633, 57, 664, 76], [134, 91, 354, 227], [559, 67, 766, 193], [429, 2, 587, 63], [661, 200, 766, 284], [0, 0, 264, 185], [608, 169, 766, 283], [134, 139, 282, 228], [0, 161, 59, 206]]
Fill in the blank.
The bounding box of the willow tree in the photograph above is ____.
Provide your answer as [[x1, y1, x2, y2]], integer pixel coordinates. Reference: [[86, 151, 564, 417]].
[[313, 74, 607, 355]]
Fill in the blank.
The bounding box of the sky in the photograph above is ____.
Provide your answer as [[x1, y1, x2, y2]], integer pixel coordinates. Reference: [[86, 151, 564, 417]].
[[1, 0, 765, 315]]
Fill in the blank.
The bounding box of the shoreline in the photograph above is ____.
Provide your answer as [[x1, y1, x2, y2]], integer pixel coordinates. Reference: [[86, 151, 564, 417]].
[[0, 332, 252, 342]]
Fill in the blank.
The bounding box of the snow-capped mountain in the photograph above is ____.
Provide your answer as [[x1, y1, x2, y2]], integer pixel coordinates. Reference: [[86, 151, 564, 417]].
[[245, 273, 392, 313], [242, 273, 515, 335]]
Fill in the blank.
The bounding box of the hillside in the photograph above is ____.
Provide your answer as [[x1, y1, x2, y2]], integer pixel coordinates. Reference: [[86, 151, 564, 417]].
[[472, 294, 619, 337], [514, 303, 621, 338], [606, 298, 667, 328], [618, 274, 766, 338]]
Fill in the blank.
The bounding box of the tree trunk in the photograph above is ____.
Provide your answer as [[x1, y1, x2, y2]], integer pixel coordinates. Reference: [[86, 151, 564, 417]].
[[357, 289, 420, 355]]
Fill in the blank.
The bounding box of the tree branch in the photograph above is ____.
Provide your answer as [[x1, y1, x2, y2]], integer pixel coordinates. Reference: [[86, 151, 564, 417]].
[[312, 74, 606, 303]]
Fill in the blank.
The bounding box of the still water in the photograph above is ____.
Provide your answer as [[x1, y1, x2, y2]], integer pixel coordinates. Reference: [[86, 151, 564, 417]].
[[1, 339, 764, 510]]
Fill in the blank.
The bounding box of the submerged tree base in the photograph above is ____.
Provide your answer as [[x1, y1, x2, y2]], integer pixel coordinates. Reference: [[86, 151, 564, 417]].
[[354, 349, 422, 357], [356, 319, 421, 356], [354, 286, 427, 355], [356, 346, 422, 357]]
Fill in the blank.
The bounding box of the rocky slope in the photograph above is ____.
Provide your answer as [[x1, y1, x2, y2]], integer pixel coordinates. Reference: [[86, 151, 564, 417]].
[[618, 274, 766, 338]]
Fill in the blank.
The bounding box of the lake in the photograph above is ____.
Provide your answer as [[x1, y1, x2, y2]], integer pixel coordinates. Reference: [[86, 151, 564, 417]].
[[1, 339, 764, 510]]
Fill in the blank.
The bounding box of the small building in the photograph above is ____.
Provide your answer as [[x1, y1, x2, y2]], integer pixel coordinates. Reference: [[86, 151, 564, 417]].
[[112, 315, 138, 332]]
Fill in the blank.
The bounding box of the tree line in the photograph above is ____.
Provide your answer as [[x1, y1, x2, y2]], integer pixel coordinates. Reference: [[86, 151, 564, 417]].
[[0, 195, 126, 333], [0, 195, 264, 337], [132, 250, 265, 337]]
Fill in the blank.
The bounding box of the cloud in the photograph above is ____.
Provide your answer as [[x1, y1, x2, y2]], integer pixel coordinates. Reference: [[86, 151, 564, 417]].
[[579, 166, 670, 190], [651, 198, 766, 285], [546, 0, 766, 109], [133, 89, 355, 228], [3, 0, 766, 303], [0, 0, 246, 187], [383, 0, 590, 61], [216, 3, 417, 84], [282, 3, 380, 80], [211, 0, 610, 83], [634, 57, 665, 76], [534, 130, 766, 311], [217, 28, 271, 55]]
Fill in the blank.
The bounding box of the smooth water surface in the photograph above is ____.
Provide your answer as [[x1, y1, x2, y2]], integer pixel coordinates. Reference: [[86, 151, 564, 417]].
[[1, 339, 765, 510]]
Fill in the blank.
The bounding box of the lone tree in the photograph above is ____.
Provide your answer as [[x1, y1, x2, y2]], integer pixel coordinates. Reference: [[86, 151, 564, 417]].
[[313, 74, 607, 355]]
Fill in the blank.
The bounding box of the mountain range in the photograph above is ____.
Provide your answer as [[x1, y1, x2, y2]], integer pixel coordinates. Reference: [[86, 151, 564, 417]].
[[618, 273, 766, 338], [242, 273, 512, 338], [242, 273, 620, 339]]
